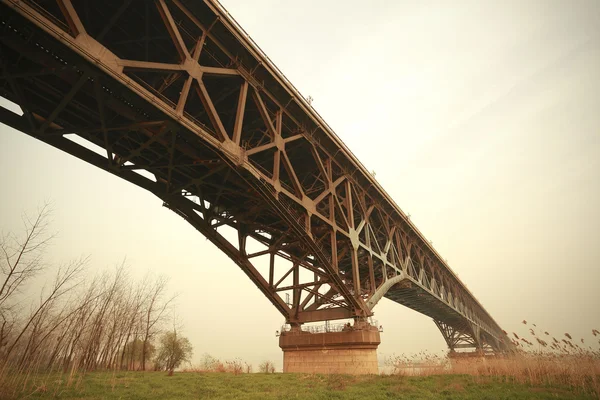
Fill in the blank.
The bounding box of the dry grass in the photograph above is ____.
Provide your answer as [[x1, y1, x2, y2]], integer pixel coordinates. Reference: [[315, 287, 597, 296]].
[[388, 325, 600, 398], [182, 354, 256, 375]]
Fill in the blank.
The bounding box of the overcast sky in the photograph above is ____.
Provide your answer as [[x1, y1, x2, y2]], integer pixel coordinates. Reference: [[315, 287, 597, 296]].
[[1, 0, 599, 370]]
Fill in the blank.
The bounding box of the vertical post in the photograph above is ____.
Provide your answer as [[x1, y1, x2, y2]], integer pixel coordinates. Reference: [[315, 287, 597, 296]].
[[269, 252, 275, 287], [292, 262, 300, 314], [330, 230, 338, 272], [367, 254, 375, 294], [351, 248, 361, 295], [233, 81, 248, 145]]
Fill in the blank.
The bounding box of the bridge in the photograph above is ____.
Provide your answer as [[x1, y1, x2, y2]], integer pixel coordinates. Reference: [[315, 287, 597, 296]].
[[0, 0, 513, 373]]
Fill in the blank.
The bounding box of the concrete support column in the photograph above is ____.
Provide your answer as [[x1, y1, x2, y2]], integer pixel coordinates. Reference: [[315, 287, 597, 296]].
[[279, 326, 381, 374]]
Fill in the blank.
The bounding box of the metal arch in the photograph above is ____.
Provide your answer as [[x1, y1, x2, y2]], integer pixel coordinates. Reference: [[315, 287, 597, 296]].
[[366, 274, 406, 310]]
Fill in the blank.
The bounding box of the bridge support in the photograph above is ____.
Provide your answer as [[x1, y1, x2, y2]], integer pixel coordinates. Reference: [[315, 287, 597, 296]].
[[279, 324, 380, 374]]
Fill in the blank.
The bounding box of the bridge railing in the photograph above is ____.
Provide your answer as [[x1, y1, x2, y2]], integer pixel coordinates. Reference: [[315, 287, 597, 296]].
[[280, 319, 379, 335]]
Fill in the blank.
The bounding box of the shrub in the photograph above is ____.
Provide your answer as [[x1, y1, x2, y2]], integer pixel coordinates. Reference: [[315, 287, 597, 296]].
[[258, 360, 275, 373]]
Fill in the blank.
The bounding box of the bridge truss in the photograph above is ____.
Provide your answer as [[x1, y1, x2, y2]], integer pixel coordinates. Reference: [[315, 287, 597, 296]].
[[0, 0, 513, 353]]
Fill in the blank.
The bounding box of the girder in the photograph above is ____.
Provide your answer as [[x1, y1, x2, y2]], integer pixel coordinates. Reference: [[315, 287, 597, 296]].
[[0, 0, 513, 352]]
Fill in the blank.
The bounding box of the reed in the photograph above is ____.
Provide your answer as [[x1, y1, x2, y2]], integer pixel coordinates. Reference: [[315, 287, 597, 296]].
[[387, 324, 600, 397]]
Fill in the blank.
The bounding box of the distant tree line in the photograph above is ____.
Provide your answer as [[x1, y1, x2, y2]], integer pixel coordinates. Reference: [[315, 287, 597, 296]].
[[0, 204, 191, 376]]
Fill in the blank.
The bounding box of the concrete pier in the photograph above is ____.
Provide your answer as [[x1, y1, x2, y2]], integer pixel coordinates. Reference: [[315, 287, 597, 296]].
[[279, 326, 380, 374]]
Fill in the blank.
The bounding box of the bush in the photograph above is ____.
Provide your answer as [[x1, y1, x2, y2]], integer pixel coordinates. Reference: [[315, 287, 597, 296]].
[[225, 359, 243, 375], [186, 354, 252, 374], [258, 360, 275, 373], [154, 330, 193, 375]]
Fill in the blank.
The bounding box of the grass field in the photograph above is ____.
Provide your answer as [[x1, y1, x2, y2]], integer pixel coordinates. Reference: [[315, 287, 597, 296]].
[[3, 371, 597, 400]]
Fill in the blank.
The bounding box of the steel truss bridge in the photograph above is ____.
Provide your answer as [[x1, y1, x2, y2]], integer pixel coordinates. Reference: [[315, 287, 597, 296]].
[[0, 0, 513, 353]]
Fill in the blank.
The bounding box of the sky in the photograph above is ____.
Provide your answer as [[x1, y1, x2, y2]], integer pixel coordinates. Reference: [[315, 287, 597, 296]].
[[1, 0, 599, 370]]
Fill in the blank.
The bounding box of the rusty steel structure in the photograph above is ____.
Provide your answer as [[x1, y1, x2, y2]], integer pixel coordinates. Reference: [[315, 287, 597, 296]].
[[0, 0, 513, 353]]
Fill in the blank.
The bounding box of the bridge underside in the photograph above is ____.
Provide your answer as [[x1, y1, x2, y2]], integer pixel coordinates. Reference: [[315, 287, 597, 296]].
[[0, 0, 512, 361]]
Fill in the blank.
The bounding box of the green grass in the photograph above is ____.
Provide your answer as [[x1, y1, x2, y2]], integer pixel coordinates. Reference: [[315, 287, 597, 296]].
[[3, 371, 596, 399]]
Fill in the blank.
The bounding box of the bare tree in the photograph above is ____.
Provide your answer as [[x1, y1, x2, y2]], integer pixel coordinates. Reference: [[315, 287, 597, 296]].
[[118, 278, 147, 370], [141, 276, 173, 370], [0, 204, 53, 332], [258, 360, 276, 373], [79, 264, 126, 371], [4, 256, 87, 360]]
